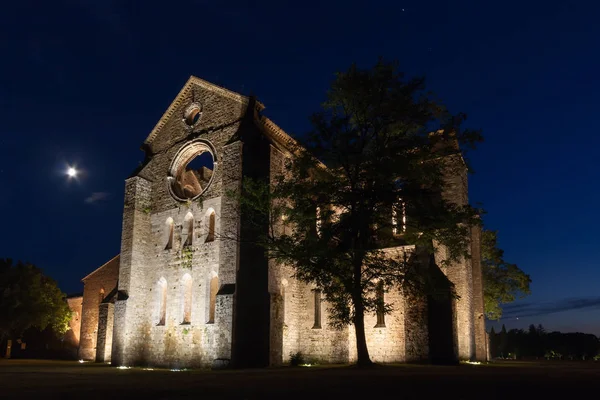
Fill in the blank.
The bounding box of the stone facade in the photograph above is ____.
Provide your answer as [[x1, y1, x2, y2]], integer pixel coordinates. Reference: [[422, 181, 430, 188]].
[[73, 76, 487, 367]]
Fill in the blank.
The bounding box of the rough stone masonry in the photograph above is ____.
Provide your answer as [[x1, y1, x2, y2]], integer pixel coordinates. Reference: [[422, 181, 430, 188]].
[[74, 76, 487, 368]]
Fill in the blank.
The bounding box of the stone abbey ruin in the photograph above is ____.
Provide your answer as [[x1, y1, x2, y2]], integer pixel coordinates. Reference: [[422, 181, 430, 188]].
[[74, 76, 487, 368]]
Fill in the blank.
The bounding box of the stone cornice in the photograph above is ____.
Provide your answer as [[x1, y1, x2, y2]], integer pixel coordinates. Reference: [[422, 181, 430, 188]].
[[256, 115, 299, 156], [81, 254, 120, 282]]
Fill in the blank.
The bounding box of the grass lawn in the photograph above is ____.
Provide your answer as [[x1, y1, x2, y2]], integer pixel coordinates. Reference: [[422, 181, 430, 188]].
[[0, 359, 598, 399]]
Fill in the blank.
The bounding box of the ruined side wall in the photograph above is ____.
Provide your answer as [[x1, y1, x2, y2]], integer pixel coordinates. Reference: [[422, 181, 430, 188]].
[[267, 145, 349, 365], [360, 247, 410, 363], [65, 296, 83, 350], [268, 146, 412, 365], [78, 257, 119, 360]]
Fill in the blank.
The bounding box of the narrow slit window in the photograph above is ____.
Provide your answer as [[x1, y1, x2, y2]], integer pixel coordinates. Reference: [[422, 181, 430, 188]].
[[181, 274, 192, 324], [99, 288, 105, 304], [281, 286, 286, 326], [157, 278, 167, 326], [184, 213, 194, 247], [165, 218, 174, 250], [315, 206, 322, 237], [208, 276, 218, 323], [281, 279, 288, 327], [312, 289, 322, 329], [392, 200, 406, 235], [206, 211, 216, 243], [375, 281, 385, 328]]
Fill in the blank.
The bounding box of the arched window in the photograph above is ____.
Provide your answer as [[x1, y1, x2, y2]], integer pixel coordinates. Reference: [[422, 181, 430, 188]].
[[165, 217, 174, 250], [375, 281, 386, 328], [281, 279, 288, 327], [315, 206, 322, 237], [208, 275, 219, 323], [392, 200, 406, 235], [206, 210, 216, 243], [183, 212, 194, 247], [157, 278, 167, 326], [181, 274, 192, 324], [312, 289, 322, 329]]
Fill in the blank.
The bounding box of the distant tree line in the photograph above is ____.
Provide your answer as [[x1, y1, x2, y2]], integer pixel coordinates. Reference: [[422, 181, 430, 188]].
[[490, 324, 600, 360]]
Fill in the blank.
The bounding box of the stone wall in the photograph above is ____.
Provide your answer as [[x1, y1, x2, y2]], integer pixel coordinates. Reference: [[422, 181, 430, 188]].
[[64, 295, 82, 350], [471, 225, 487, 361], [78, 255, 119, 360], [96, 303, 114, 362]]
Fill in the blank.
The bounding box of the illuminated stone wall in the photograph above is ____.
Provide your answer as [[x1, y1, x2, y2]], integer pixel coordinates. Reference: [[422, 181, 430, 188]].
[[111, 79, 255, 368], [78, 255, 119, 360], [64, 295, 83, 350], [94, 77, 487, 368]]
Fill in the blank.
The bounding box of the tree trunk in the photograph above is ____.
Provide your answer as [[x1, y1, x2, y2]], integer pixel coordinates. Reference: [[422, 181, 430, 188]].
[[352, 292, 372, 367]]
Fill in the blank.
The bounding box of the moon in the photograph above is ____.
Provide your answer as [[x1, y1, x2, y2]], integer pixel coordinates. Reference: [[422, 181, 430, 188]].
[[67, 167, 78, 178]]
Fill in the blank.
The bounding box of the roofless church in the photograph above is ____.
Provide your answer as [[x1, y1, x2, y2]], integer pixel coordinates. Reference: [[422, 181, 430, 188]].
[[73, 76, 488, 368]]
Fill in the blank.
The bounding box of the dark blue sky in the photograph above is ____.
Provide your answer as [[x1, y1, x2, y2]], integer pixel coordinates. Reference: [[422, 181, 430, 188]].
[[2, 1, 599, 335]]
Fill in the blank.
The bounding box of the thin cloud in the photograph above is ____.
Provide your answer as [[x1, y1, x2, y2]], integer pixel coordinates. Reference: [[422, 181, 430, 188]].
[[85, 192, 110, 204], [502, 297, 600, 319]]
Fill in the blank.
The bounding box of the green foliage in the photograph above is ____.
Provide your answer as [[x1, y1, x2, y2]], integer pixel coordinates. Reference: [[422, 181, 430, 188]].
[[289, 352, 305, 367], [181, 247, 193, 269], [481, 230, 531, 320], [0, 259, 72, 342], [236, 59, 483, 366]]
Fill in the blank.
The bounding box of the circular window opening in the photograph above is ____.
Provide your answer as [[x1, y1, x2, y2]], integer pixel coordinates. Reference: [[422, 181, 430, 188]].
[[170, 145, 215, 200], [184, 105, 202, 126]]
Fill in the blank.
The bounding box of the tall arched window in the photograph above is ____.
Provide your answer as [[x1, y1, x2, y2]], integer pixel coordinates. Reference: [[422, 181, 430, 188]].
[[157, 277, 167, 326], [183, 212, 194, 247], [165, 217, 174, 250], [181, 274, 192, 324], [315, 206, 322, 237], [206, 210, 216, 243], [208, 275, 219, 323], [281, 279, 288, 327], [392, 200, 406, 235], [375, 281, 385, 328], [312, 289, 322, 329]]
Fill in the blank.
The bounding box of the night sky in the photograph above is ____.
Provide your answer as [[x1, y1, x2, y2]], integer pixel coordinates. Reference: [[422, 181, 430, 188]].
[[2, 1, 599, 335]]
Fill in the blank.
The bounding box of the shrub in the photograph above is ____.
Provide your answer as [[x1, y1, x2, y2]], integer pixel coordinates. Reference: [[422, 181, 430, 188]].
[[290, 352, 305, 367]]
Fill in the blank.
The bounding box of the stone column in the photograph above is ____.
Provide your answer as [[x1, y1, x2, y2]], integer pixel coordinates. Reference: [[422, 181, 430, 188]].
[[96, 303, 114, 363], [471, 225, 487, 361], [111, 176, 152, 366]]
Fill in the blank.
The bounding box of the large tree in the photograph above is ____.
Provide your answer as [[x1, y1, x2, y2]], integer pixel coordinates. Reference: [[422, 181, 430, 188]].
[[0, 259, 72, 346], [481, 229, 531, 320], [239, 60, 482, 366]]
